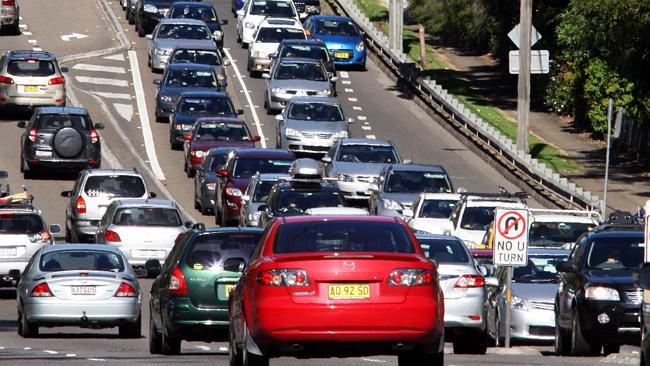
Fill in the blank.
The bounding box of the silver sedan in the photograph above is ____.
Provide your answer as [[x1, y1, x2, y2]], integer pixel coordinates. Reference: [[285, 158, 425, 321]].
[[16, 244, 142, 338], [146, 18, 216, 72]]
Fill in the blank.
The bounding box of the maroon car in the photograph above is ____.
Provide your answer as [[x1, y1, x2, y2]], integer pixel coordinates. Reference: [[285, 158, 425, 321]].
[[183, 117, 260, 178], [214, 148, 294, 227]]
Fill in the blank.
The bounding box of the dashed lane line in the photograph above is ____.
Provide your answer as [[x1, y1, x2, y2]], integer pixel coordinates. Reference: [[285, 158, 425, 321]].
[[103, 53, 125, 61], [32, 47, 42, 51], [348, 97, 358, 102], [90, 91, 132, 100], [344, 88, 354, 93], [342, 80, 351, 85], [357, 116, 367, 120], [340, 71, 349, 78], [353, 106, 362, 110], [366, 134, 376, 139], [75, 76, 129, 87], [72, 63, 126, 74]]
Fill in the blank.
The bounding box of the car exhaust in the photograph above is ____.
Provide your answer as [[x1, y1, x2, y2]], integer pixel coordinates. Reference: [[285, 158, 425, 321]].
[[392, 343, 414, 351], [291, 344, 304, 352], [80, 311, 88, 323]]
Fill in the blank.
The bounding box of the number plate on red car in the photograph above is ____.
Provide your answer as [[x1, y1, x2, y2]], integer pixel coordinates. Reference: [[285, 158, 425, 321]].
[[71, 286, 96, 295], [328, 284, 370, 300]]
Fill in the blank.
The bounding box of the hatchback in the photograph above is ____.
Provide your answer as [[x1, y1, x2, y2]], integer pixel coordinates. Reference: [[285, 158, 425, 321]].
[[0, 0, 19, 34], [303, 15, 366, 69]]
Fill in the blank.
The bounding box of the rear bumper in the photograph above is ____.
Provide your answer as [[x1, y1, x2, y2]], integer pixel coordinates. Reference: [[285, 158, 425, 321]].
[[443, 294, 485, 330], [164, 297, 230, 340], [25, 156, 100, 170], [25, 299, 141, 326], [0, 93, 65, 107]]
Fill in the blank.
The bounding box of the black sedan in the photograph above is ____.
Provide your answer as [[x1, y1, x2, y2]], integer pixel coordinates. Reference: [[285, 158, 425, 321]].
[[193, 147, 236, 215]]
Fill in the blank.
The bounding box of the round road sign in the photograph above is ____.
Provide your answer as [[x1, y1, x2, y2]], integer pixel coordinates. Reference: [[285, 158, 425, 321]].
[[497, 210, 527, 240]]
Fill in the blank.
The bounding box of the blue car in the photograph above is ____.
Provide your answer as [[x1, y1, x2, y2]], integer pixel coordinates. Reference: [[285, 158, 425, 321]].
[[303, 15, 366, 69]]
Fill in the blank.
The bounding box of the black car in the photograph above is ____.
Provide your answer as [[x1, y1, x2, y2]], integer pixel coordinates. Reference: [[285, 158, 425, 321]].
[[167, 1, 228, 48], [272, 39, 335, 91], [18, 107, 104, 177], [135, 0, 173, 37], [194, 147, 237, 215], [554, 224, 644, 356], [168, 46, 228, 89]]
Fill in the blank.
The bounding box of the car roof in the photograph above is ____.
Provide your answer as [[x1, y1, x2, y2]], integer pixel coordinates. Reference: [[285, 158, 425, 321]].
[[41, 243, 123, 254], [310, 15, 353, 22], [179, 90, 228, 98], [195, 117, 244, 125], [195, 227, 265, 235], [158, 18, 207, 26], [339, 138, 394, 146], [84, 168, 144, 177], [7, 50, 57, 61], [281, 215, 402, 224], [288, 96, 339, 104], [111, 198, 177, 208], [387, 163, 445, 172], [418, 193, 461, 200], [531, 214, 599, 224], [416, 233, 463, 241], [166, 62, 214, 71], [171, 1, 213, 7], [171, 45, 218, 52], [35, 106, 88, 115], [463, 198, 526, 207], [233, 148, 294, 158], [256, 172, 290, 181]]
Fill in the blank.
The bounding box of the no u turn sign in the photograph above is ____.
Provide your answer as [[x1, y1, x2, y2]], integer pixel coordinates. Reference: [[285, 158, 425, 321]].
[[493, 208, 529, 266]]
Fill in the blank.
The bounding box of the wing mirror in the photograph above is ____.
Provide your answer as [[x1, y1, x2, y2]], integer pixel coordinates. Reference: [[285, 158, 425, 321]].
[[274, 114, 283, 121], [368, 183, 379, 192], [60, 66, 69, 73], [60, 190, 72, 197], [216, 169, 228, 177], [149, 192, 157, 198], [223, 257, 246, 272], [321, 156, 332, 163], [251, 135, 261, 142], [402, 208, 414, 219], [269, 52, 277, 59], [304, 29, 311, 37], [330, 76, 338, 82], [403, 159, 413, 164], [8, 269, 20, 283], [347, 117, 355, 123], [17, 121, 26, 128], [144, 259, 162, 278], [94, 123, 105, 130], [236, 108, 245, 115], [257, 204, 267, 212], [241, 194, 250, 202], [153, 79, 161, 86], [555, 261, 577, 273], [236, 10, 245, 16], [221, 19, 229, 25], [261, 73, 271, 79], [145, 34, 153, 40], [182, 133, 192, 141], [49, 224, 62, 235], [184, 220, 194, 229]]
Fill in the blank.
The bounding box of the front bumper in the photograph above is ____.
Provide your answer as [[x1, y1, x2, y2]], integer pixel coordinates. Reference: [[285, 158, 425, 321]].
[[249, 56, 272, 72], [26, 298, 141, 326], [283, 136, 336, 154], [578, 299, 641, 344], [336, 181, 372, 200], [330, 48, 366, 67], [508, 307, 555, 341]]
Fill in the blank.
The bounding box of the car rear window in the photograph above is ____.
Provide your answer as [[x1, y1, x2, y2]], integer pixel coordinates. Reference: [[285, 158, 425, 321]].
[[384, 170, 452, 194], [273, 221, 415, 254], [170, 49, 222, 66], [7, 59, 56, 77], [195, 122, 250, 141], [316, 19, 359, 37], [233, 157, 293, 178], [179, 97, 235, 115], [419, 199, 458, 219], [256, 27, 305, 43], [281, 45, 329, 62], [0, 212, 44, 235], [185, 232, 263, 270], [83, 175, 146, 198], [274, 62, 326, 81], [36, 114, 91, 131], [113, 207, 181, 227], [418, 238, 469, 263], [40, 250, 125, 272]]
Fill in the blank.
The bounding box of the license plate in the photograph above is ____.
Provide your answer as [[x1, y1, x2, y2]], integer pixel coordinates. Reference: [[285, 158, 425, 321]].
[[334, 52, 349, 59], [35, 150, 52, 157], [132, 250, 163, 258], [328, 284, 370, 300], [23, 85, 39, 93], [0, 247, 17, 257], [71, 286, 96, 295]]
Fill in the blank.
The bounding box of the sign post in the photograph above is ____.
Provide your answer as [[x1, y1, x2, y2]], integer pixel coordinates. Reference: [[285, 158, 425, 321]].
[[493, 208, 530, 347]]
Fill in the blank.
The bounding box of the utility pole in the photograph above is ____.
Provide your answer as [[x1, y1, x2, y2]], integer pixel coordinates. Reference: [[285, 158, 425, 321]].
[[603, 98, 614, 216], [389, 0, 403, 53], [419, 24, 426, 69], [516, 0, 532, 153]]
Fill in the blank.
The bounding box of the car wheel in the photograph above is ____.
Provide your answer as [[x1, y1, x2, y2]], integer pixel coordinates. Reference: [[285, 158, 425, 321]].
[[554, 312, 570, 356], [194, 190, 201, 210], [161, 330, 181, 355], [215, 207, 223, 226], [149, 312, 163, 354], [137, 19, 146, 37], [19, 154, 24, 173], [119, 313, 141, 338], [398, 350, 443, 366], [18, 304, 38, 338], [229, 329, 243, 366], [127, 8, 135, 24], [453, 329, 487, 354], [570, 309, 600, 356], [603, 343, 620, 355], [200, 197, 210, 216]]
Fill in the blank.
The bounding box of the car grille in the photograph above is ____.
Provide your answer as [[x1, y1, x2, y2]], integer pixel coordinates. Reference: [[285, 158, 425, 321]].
[[528, 326, 554, 337], [530, 301, 554, 311], [301, 132, 331, 139], [285, 90, 318, 96], [355, 175, 374, 183], [624, 289, 643, 304], [288, 144, 329, 152]]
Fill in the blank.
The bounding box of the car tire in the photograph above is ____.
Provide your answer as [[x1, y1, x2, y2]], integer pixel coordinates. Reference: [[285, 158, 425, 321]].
[[229, 329, 243, 366], [127, 8, 135, 24], [453, 329, 487, 354], [603, 343, 620, 355], [570, 309, 600, 356], [161, 330, 181, 355], [11, 22, 20, 35], [194, 191, 201, 210], [397, 351, 443, 366], [119, 313, 141, 338], [149, 312, 163, 354], [65, 224, 72, 243], [215, 207, 223, 226], [19, 154, 25, 173], [555, 312, 570, 356], [18, 304, 38, 338], [137, 18, 146, 38]]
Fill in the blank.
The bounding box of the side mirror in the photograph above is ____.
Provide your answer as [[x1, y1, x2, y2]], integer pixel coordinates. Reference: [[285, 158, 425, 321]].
[[236, 10, 244, 16], [145, 34, 153, 40], [221, 19, 229, 25], [304, 29, 311, 37], [485, 277, 498, 287], [477, 265, 489, 277], [153, 79, 161, 86], [261, 73, 271, 79], [8, 269, 20, 283], [402, 208, 414, 219], [49, 224, 62, 234], [347, 117, 355, 124], [223, 59, 231, 66], [403, 159, 413, 164], [192, 222, 206, 231], [321, 156, 332, 163], [242, 194, 250, 202], [236, 109, 244, 115], [216, 168, 228, 177], [144, 259, 162, 278], [269, 53, 277, 59], [17, 121, 26, 128], [94, 123, 105, 130], [184, 220, 194, 229], [60, 67, 69, 73], [274, 114, 283, 121], [457, 187, 467, 193], [223, 257, 246, 272], [60, 190, 72, 197], [257, 204, 267, 212], [149, 192, 157, 198], [251, 135, 261, 142], [330, 76, 338, 82], [556, 260, 576, 273]]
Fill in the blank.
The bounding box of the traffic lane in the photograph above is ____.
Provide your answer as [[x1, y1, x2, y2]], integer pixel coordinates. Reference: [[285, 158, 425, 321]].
[[17, 0, 116, 58]]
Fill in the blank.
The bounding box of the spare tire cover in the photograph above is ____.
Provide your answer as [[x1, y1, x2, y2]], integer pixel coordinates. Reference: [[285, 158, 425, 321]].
[[53, 127, 84, 158]]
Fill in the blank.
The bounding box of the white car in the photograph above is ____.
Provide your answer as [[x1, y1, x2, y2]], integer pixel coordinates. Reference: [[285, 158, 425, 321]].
[[406, 193, 460, 234], [236, 0, 300, 47], [527, 208, 601, 249], [247, 18, 305, 76]]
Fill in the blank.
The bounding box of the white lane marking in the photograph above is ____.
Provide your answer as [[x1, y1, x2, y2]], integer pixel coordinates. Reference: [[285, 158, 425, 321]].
[[357, 116, 367, 120], [342, 80, 351, 85], [128, 50, 165, 180], [113, 103, 134, 122], [348, 97, 358, 102], [340, 71, 349, 78], [75, 76, 128, 87], [19, 24, 27, 28], [86, 358, 106, 362], [24, 347, 31, 350], [353, 106, 362, 110], [195, 345, 211, 351], [366, 134, 376, 139], [66, 354, 76, 357], [223, 48, 266, 148], [28, 39, 37, 44], [22, 31, 32, 35], [91, 91, 132, 100], [43, 350, 58, 354], [73, 63, 126, 74], [103, 53, 125, 61], [362, 359, 386, 363], [32, 47, 42, 51], [18, 16, 22, 20], [61, 33, 88, 41], [344, 88, 354, 93], [218, 346, 228, 352], [362, 125, 371, 130]]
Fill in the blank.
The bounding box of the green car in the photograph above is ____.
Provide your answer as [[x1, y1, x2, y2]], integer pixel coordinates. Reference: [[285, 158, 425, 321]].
[[148, 226, 264, 355]]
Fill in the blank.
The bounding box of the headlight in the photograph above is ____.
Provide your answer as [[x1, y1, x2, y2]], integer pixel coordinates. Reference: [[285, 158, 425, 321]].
[[206, 183, 216, 191], [143, 4, 157, 13], [356, 41, 365, 52], [159, 94, 173, 103], [317, 89, 331, 96], [337, 173, 354, 182], [191, 150, 206, 158], [154, 48, 171, 56], [585, 286, 620, 301], [225, 187, 242, 196], [213, 30, 223, 40], [244, 21, 255, 29], [284, 127, 300, 137], [217, 73, 226, 81], [271, 87, 287, 94], [382, 199, 402, 210], [332, 131, 348, 139], [510, 296, 528, 311]]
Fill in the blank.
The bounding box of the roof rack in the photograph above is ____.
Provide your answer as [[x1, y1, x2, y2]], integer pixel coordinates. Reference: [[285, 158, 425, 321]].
[[458, 185, 529, 200], [0, 192, 34, 210], [528, 208, 602, 222]]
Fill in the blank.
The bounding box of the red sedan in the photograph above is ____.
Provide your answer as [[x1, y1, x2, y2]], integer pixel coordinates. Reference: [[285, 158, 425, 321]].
[[228, 215, 445, 366]]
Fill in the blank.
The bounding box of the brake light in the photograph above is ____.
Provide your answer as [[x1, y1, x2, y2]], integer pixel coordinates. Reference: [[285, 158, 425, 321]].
[[90, 129, 99, 143], [0, 75, 13, 84], [388, 269, 434, 286], [104, 230, 121, 242], [2, 0, 16, 6], [48, 76, 65, 85], [169, 266, 188, 295], [75, 196, 86, 214], [30, 282, 53, 297], [258, 269, 309, 286], [28, 128, 37, 142], [453, 274, 485, 288], [115, 282, 137, 297]]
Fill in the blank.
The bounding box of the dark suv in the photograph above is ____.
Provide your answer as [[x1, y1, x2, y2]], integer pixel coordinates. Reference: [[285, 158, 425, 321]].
[[135, 0, 173, 37], [18, 107, 104, 177], [554, 224, 644, 356]]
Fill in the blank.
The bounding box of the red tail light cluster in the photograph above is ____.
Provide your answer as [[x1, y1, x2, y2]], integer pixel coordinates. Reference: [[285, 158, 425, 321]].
[[0, 75, 13, 84], [388, 269, 435, 286], [115, 282, 137, 297], [169, 266, 188, 295], [48, 77, 65, 85], [30, 282, 53, 297], [28, 128, 37, 142], [104, 230, 121, 242], [90, 129, 99, 144], [2, 0, 16, 6], [453, 274, 485, 288], [75, 196, 86, 214], [258, 269, 310, 286]]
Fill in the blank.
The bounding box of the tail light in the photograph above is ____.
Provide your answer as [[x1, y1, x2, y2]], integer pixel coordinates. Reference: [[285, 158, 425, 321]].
[[48, 76, 65, 85], [30, 282, 53, 297], [90, 129, 99, 144], [2, 0, 16, 6], [28, 230, 50, 243], [169, 266, 188, 295], [258, 269, 309, 286], [453, 274, 485, 288], [104, 230, 121, 242], [115, 282, 137, 297], [388, 269, 435, 286], [28, 128, 37, 142], [0, 75, 13, 84], [75, 196, 86, 214]]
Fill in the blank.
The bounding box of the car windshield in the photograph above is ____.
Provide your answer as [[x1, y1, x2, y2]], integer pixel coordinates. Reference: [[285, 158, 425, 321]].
[[36, 113, 92, 131], [384, 171, 452, 193], [287, 102, 343, 121], [336, 144, 398, 163], [256, 27, 304, 43], [460, 206, 497, 231], [274, 190, 345, 215], [419, 199, 458, 219], [164, 69, 216, 87], [233, 157, 293, 178], [511, 254, 567, 283], [0, 213, 44, 235], [250, 1, 295, 17], [206, 152, 230, 170], [170, 49, 222, 66], [83, 175, 146, 198], [185, 232, 263, 269], [529, 222, 595, 247], [7, 59, 56, 77], [280, 44, 329, 62], [253, 180, 275, 201], [274, 220, 415, 253], [274, 62, 326, 81], [40, 250, 125, 272], [113, 207, 182, 227], [157, 24, 211, 40], [419, 238, 469, 263], [179, 97, 234, 115], [170, 6, 218, 22], [316, 19, 359, 36], [586, 237, 644, 270], [194, 122, 250, 141]]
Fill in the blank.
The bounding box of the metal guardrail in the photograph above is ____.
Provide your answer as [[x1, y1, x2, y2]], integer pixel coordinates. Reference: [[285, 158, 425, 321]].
[[329, 0, 602, 212]]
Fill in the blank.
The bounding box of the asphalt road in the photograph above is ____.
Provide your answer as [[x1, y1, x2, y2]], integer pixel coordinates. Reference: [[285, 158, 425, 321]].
[[0, 0, 640, 365]]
